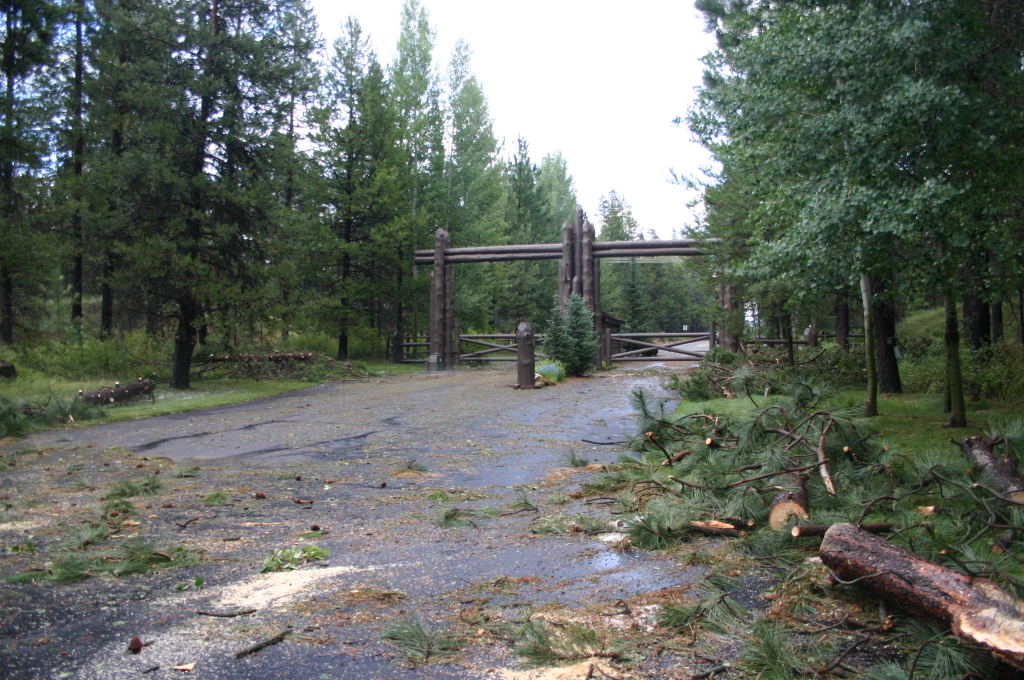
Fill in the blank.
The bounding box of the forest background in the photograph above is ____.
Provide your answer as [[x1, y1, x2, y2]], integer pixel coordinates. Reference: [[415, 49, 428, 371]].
[[1, 0, 1023, 434], [0, 0, 709, 391]]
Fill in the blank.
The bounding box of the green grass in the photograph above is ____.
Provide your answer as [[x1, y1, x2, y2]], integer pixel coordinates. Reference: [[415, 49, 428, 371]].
[[0, 358, 423, 436], [673, 390, 1024, 457]]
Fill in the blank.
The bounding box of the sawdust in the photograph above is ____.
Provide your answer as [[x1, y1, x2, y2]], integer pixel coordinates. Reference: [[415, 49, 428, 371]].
[[493, 659, 620, 680], [0, 520, 42, 532], [217, 564, 379, 610]]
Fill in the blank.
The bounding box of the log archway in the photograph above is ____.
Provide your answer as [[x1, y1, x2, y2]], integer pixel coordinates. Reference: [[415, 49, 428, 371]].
[[412, 206, 709, 369]]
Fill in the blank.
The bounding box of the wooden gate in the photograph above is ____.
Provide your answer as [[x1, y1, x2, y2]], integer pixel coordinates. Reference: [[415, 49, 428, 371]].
[[610, 332, 709, 362], [457, 334, 546, 363]]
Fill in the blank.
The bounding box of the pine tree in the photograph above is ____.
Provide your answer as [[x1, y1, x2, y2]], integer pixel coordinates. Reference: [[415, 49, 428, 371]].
[[0, 0, 59, 344], [543, 293, 597, 377]]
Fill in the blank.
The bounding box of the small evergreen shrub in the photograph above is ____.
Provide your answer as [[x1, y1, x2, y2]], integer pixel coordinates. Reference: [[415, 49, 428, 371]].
[[542, 294, 598, 377]]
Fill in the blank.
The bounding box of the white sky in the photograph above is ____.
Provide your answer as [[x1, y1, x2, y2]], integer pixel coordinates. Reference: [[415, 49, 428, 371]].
[[308, 0, 716, 239]]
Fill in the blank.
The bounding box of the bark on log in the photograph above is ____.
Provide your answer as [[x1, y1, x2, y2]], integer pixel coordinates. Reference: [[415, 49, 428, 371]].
[[79, 378, 156, 406], [791, 522, 893, 538], [820, 523, 1024, 669], [958, 437, 1024, 503], [768, 472, 809, 531], [0, 359, 15, 378]]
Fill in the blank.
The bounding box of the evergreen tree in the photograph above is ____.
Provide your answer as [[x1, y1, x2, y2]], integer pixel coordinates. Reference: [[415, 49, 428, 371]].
[[543, 293, 597, 377], [310, 18, 406, 360], [0, 0, 59, 343]]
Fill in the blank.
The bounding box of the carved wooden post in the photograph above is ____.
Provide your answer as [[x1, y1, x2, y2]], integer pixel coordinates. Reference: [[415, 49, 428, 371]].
[[429, 228, 448, 367], [559, 221, 574, 312], [583, 220, 604, 368], [572, 206, 584, 297], [516, 321, 535, 388]]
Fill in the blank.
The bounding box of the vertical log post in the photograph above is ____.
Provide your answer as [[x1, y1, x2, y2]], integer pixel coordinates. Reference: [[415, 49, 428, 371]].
[[559, 221, 574, 313], [516, 321, 536, 389], [443, 233, 454, 367], [428, 228, 448, 368], [708, 319, 717, 349], [572, 206, 584, 297], [451, 317, 461, 367]]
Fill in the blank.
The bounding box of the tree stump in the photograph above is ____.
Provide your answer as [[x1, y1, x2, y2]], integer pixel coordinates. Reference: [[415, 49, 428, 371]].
[[768, 471, 809, 531]]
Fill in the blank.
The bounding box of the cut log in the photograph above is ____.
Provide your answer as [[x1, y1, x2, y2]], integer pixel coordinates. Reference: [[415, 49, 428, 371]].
[[768, 472, 809, 531], [0, 359, 15, 378], [958, 437, 1024, 503], [820, 523, 1024, 669], [79, 378, 156, 406], [791, 522, 894, 538]]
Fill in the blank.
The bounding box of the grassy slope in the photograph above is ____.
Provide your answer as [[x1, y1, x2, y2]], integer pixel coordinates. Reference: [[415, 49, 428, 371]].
[[0, 360, 423, 433]]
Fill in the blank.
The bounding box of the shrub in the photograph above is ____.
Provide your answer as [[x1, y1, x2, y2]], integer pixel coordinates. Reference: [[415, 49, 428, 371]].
[[542, 294, 597, 377], [536, 360, 566, 383]]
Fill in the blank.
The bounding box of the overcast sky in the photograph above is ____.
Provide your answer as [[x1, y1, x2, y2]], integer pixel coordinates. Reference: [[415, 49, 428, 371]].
[[307, 0, 716, 239]]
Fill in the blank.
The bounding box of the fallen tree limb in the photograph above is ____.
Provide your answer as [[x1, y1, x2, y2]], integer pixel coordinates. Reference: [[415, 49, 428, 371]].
[[234, 628, 292, 659], [791, 522, 894, 538], [820, 523, 1024, 669], [958, 437, 1024, 504]]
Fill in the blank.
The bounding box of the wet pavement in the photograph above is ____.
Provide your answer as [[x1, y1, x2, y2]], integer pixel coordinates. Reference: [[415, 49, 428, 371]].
[[0, 363, 718, 680]]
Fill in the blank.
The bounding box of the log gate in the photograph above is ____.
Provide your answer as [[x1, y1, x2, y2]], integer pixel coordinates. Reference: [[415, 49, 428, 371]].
[[413, 206, 710, 370]]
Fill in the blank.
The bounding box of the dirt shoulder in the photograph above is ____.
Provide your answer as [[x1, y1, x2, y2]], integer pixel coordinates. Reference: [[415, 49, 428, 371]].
[[0, 363, 741, 680]]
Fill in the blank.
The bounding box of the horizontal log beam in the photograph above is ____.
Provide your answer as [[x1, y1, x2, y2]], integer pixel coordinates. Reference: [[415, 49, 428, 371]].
[[611, 333, 708, 339], [613, 356, 701, 362]]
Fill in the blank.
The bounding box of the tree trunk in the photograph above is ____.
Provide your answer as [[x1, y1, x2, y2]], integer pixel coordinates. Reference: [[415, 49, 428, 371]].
[[170, 299, 198, 390], [992, 299, 1003, 344], [861, 274, 878, 417], [871, 278, 901, 394], [337, 329, 348, 361], [835, 292, 849, 351], [70, 2, 85, 322], [958, 437, 1024, 503], [820, 523, 1024, 670], [963, 288, 991, 350], [945, 294, 967, 427], [0, 272, 12, 344]]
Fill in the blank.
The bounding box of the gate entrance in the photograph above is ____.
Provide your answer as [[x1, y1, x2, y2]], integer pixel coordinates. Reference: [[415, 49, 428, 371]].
[[412, 207, 712, 368]]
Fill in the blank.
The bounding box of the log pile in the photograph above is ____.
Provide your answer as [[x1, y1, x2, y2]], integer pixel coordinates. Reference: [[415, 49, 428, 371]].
[[78, 378, 156, 406]]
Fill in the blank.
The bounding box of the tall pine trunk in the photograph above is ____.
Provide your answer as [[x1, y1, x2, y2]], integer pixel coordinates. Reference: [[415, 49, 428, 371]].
[[870, 278, 901, 394], [963, 288, 990, 350], [170, 298, 198, 390], [945, 294, 967, 427], [70, 2, 85, 322], [861, 274, 878, 417], [835, 292, 849, 351], [992, 299, 1003, 344]]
